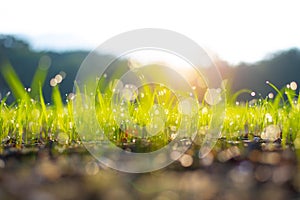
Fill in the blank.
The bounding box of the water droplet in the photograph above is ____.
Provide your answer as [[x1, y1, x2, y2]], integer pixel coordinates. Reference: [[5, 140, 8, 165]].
[[265, 113, 273, 123], [201, 107, 208, 114], [268, 92, 274, 99], [170, 133, 177, 140], [290, 81, 297, 90], [170, 126, 177, 132], [251, 92, 256, 97], [50, 78, 57, 87], [55, 74, 63, 83], [67, 93, 75, 101], [57, 132, 69, 145]]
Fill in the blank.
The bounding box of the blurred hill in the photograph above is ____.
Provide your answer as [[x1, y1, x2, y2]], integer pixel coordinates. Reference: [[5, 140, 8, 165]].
[[217, 48, 300, 100], [0, 35, 89, 103], [0, 35, 299, 103]]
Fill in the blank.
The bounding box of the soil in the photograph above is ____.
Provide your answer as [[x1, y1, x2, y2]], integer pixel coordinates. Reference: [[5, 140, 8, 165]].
[[0, 139, 299, 200]]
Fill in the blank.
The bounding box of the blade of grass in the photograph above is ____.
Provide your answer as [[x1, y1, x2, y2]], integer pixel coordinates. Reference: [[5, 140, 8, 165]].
[[0, 60, 29, 101]]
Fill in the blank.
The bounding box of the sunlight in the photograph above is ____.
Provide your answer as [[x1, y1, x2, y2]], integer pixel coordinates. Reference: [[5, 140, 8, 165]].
[[126, 49, 196, 81]]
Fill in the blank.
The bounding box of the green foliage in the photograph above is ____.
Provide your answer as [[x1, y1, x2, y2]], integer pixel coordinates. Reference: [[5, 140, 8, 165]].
[[0, 65, 299, 152], [0, 60, 29, 101], [0, 46, 299, 152]]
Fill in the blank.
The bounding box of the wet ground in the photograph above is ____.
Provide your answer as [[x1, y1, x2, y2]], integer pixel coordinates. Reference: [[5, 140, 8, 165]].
[[0, 140, 299, 200]]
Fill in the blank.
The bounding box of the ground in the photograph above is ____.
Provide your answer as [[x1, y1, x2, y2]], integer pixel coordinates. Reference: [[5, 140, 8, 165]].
[[0, 140, 299, 200]]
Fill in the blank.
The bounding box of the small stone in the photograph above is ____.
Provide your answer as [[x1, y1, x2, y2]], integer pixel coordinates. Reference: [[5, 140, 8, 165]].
[[261, 125, 281, 142]]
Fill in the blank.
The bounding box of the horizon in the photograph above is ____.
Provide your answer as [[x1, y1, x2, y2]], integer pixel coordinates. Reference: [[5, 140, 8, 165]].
[[1, 33, 299, 66]]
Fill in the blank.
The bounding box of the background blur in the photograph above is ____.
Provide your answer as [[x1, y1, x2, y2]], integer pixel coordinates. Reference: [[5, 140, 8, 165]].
[[0, 0, 299, 103]]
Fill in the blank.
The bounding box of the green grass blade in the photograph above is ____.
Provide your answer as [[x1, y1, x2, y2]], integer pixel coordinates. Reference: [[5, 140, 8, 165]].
[[0, 60, 29, 101]]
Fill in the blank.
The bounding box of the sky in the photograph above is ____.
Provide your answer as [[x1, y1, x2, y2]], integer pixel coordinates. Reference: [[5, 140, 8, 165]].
[[1, 0, 300, 64]]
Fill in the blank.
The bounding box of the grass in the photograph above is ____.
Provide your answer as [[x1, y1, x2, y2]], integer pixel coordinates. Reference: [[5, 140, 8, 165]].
[[0, 60, 300, 153]]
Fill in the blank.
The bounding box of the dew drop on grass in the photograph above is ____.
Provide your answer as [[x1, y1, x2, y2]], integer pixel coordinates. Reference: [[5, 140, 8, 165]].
[[170, 126, 177, 132], [55, 74, 63, 83], [268, 93, 274, 99], [265, 113, 273, 123], [32, 109, 40, 120], [261, 125, 281, 141], [251, 92, 256, 97], [57, 132, 69, 145], [201, 107, 208, 114], [290, 81, 298, 90], [50, 78, 57, 87], [170, 133, 177, 140], [68, 93, 75, 101]]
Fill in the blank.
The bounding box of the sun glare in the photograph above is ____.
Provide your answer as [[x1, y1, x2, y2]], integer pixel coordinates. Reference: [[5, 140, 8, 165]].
[[126, 49, 196, 80]]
